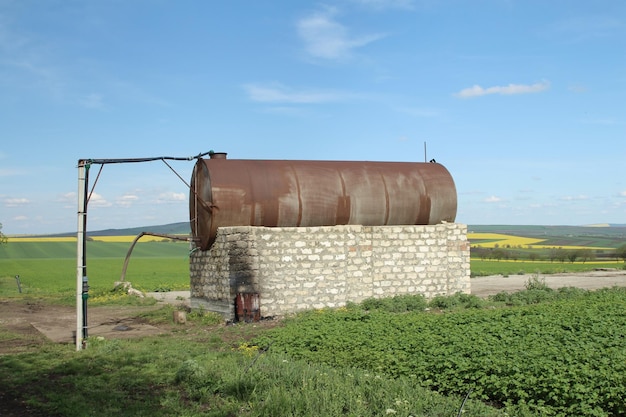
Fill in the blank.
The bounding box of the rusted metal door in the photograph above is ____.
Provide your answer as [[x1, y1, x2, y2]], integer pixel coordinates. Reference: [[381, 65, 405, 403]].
[[235, 293, 260, 322]]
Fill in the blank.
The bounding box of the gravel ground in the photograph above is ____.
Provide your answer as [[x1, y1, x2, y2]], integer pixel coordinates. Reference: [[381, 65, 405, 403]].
[[470, 268, 626, 297]]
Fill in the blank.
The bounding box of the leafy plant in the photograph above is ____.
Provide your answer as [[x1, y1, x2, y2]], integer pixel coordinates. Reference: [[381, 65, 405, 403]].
[[254, 287, 626, 416], [361, 294, 427, 313]]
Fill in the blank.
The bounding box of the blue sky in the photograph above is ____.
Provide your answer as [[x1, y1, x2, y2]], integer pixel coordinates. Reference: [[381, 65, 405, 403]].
[[1, 0, 624, 235]]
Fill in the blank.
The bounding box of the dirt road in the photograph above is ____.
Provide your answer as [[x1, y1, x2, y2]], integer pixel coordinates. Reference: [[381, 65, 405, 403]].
[[470, 269, 626, 297]]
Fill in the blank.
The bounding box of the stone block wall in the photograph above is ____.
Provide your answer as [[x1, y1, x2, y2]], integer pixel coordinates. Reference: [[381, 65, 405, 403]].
[[190, 223, 470, 320]]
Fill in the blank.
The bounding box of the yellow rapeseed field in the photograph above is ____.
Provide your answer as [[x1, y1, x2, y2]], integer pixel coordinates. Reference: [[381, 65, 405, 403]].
[[467, 233, 612, 250], [467, 233, 544, 248], [9, 235, 165, 243], [9, 236, 77, 242], [90, 236, 165, 242]]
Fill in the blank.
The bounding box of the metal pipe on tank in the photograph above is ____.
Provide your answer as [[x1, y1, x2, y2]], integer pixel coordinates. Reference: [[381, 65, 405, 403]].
[[189, 154, 457, 250]]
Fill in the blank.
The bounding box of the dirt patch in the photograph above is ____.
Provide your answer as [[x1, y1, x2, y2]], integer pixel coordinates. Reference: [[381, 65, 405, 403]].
[[470, 268, 626, 297], [2, 272, 626, 354], [0, 297, 188, 355]]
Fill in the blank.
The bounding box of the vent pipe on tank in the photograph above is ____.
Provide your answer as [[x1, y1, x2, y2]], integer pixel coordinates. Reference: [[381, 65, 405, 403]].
[[209, 151, 227, 159]]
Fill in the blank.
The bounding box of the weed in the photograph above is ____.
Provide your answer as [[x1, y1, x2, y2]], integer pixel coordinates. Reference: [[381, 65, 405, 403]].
[[524, 273, 549, 291]]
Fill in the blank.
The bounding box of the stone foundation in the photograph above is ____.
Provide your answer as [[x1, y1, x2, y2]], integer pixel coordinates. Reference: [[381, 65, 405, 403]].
[[190, 223, 470, 320]]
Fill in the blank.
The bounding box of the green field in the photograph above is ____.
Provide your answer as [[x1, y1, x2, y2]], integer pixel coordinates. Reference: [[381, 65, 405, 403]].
[[2, 230, 624, 298], [2, 227, 626, 416], [470, 259, 624, 277], [0, 241, 190, 298], [0, 240, 189, 259]]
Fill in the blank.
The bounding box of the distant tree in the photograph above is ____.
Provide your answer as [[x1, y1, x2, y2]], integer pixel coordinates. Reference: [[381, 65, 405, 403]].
[[548, 247, 559, 263], [471, 246, 489, 260], [555, 248, 567, 263], [527, 252, 540, 262], [0, 223, 6, 245], [615, 244, 626, 262], [566, 250, 579, 263], [492, 248, 506, 261], [578, 249, 595, 264]]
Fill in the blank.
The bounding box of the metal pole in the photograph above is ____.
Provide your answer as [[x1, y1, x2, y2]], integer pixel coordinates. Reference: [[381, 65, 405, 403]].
[[76, 160, 88, 350]]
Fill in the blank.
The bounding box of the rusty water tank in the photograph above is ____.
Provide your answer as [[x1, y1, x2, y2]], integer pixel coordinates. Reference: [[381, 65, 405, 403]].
[[189, 153, 457, 250]]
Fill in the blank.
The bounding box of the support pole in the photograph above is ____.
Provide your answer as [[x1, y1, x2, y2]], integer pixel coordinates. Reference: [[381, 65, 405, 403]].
[[73, 151, 208, 351], [76, 160, 89, 351]]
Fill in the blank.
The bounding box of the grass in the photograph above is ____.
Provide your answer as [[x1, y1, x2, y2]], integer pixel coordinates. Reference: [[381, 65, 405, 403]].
[[252, 287, 626, 416], [3, 287, 625, 416], [0, 305, 507, 417], [0, 240, 189, 259], [0, 257, 189, 300], [470, 259, 624, 277], [1, 233, 625, 416]]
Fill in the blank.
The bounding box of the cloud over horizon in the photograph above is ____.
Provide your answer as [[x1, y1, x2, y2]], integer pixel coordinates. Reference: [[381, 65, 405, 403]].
[[243, 82, 350, 104], [296, 7, 385, 60], [455, 81, 550, 98]]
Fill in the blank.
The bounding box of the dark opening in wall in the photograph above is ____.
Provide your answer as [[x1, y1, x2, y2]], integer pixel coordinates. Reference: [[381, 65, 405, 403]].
[[235, 292, 260, 322]]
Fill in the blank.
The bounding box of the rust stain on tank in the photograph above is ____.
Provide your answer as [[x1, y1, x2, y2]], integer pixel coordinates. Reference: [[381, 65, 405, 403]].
[[190, 154, 457, 250]]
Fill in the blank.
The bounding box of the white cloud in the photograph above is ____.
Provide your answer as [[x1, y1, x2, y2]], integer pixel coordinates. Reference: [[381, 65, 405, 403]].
[[87, 192, 111, 207], [116, 194, 139, 207], [560, 195, 588, 201], [484, 196, 502, 203], [4, 197, 30, 207], [156, 192, 185, 203], [455, 81, 550, 98], [296, 7, 385, 60], [243, 83, 349, 104], [619, 191, 626, 197], [57, 192, 76, 208], [348, 0, 415, 10], [13, 215, 28, 221]]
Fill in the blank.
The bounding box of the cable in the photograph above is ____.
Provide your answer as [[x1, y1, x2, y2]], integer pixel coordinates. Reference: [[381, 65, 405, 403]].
[[85, 151, 212, 165]]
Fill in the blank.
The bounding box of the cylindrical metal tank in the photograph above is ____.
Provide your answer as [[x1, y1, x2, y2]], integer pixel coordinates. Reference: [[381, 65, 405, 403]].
[[189, 153, 457, 250]]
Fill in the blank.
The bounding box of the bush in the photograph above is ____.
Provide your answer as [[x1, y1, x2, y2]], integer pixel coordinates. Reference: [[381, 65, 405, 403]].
[[429, 292, 484, 310], [361, 294, 427, 313], [255, 288, 626, 416]]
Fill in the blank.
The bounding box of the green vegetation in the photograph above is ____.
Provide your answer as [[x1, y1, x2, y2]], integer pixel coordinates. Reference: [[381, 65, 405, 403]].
[[0, 257, 189, 300], [470, 259, 624, 277], [0, 222, 6, 245], [467, 225, 626, 276], [616, 243, 626, 262], [0, 313, 504, 417], [1, 225, 626, 415], [468, 225, 626, 267], [253, 287, 626, 416], [469, 224, 626, 243], [0, 240, 190, 300], [4, 286, 619, 416], [0, 240, 189, 259]]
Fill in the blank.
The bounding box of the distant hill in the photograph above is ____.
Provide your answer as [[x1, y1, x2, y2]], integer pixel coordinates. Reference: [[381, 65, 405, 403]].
[[53, 221, 191, 237], [46, 222, 626, 239], [91, 222, 191, 236], [468, 224, 626, 238]]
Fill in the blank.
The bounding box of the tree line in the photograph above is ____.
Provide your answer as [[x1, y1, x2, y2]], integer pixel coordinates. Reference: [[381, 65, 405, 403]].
[[472, 244, 626, 263]]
